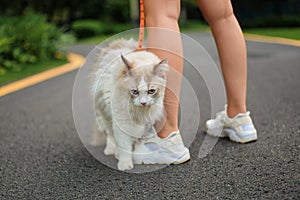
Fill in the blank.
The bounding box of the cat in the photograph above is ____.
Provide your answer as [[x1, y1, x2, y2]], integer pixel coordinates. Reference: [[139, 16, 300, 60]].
[[91, 39, 168, 171]]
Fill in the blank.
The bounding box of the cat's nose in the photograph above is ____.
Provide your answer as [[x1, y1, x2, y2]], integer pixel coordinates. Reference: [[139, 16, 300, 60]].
[[141, 102, 147, 106]]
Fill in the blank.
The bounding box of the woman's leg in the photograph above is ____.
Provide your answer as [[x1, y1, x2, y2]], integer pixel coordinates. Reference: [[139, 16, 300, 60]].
[[195, 0, 248, 118], [144, 0, 183, 138], [133, 0, 190, 165]]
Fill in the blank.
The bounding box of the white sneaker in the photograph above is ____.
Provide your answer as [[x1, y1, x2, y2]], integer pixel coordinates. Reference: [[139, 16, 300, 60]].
[[133, 131, 190, 165], [205, 105, 258, 143]]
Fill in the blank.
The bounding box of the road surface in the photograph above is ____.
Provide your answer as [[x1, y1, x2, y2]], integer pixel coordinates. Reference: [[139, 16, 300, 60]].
[[0, 32, 299, 199]]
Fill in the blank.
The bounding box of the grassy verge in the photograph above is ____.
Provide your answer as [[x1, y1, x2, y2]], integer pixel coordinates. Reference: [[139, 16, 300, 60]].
[[74, 18, 300, 44], [179, 21, 300, 41], [243, 27, 300, 40], [77, 21, 210, 45], [180, 20, 209, 31], [0, 58, 67, 86]]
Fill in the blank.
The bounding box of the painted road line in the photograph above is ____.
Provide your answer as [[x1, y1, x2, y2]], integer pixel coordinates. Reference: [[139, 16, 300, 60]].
[[0, 53, 85, 97], [245, 33, 300, 47]]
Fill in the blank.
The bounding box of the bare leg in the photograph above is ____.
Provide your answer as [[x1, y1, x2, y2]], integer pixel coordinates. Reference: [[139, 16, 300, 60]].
[[144, 0, 183, 138], [195, 0, 248, 118]]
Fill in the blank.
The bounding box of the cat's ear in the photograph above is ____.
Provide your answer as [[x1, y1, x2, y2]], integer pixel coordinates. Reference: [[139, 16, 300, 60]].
[[154, 58, 168, 78], [121, 54, 133, 71]]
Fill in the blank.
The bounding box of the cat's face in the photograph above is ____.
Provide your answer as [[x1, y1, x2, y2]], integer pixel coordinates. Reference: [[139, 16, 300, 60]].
[[120, 54, 168, 107], [129, 76, 161, 107]]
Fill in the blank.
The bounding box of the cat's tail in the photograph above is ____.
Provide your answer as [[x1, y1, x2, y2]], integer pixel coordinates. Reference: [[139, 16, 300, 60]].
[[108, 38, 138, 50], [100, 38, 138, 57]]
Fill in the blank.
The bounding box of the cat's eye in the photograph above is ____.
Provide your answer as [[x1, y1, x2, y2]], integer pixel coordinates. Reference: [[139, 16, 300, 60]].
[[148, 89, 156, 94], [130, 89, 139, 95]]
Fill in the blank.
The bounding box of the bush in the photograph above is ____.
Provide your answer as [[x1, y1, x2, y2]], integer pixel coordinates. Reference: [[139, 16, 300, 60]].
[[0, 12, 75, 74], [71, 19, 132, 39], [71, 20, 103, 39], [101, 23, 132, 35]]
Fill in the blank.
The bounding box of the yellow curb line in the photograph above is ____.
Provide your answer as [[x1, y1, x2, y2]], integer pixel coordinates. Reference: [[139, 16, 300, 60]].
[[0, 53, 85, 97], [244, 33, 300, 47]]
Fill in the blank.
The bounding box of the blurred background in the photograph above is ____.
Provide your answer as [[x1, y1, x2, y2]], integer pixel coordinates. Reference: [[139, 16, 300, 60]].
[[0, 0, 299, 85]]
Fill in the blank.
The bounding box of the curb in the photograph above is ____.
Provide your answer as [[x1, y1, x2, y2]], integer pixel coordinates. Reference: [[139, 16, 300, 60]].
[[244, 33, 300, 47], [0, 53, 85, 97]]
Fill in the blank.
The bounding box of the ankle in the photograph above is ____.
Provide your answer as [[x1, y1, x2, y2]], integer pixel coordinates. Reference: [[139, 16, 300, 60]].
[[157, 126, 178, 139], [226, 104, 247, 118]]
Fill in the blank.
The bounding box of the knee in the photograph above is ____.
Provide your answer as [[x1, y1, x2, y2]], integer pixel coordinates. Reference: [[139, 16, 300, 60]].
[[145, 10, 180, 27], [203, 4, 234, 26]]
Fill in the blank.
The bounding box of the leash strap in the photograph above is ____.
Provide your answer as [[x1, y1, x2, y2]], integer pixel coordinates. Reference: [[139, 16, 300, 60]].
[[137, 0, 145, 51]]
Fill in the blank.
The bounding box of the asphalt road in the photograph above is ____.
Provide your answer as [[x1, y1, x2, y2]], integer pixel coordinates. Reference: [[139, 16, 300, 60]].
[[0, 32, 299, 199]]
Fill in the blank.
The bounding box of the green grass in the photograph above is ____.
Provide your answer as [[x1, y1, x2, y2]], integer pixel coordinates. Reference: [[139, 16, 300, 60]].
[[77, 23, 134, 44], [0, 58, 67, 86], [78, 21, 210, 45], [244, 27, 300, 40], [179, 20, 300, 41], [180, 20, 209, 31]]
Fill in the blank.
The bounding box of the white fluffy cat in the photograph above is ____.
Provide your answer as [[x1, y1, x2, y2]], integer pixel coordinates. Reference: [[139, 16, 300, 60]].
[[91, 39, 168, 171]]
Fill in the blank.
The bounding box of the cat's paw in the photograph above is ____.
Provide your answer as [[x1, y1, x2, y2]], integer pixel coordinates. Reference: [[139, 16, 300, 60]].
[[117, 160, 133, 171], [104, 146, 115, 155], [114, 149, 119, 160]]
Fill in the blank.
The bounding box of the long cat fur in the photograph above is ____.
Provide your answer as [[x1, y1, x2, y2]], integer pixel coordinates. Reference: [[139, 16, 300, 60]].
[[91, 39, 168, 171]]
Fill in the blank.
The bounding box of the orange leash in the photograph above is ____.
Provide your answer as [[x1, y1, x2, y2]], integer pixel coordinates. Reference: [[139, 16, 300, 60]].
[[137, 0, 145, 51]]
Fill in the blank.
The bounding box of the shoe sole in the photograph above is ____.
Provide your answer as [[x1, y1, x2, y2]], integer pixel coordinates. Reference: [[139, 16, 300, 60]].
[[224, 128, 257, 144], [133, 149, 191, 165], [134, 157, 191, 165], [205, 127, 257, 144], [171, 150, 191, 164], [172, 156, 191, 165]]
